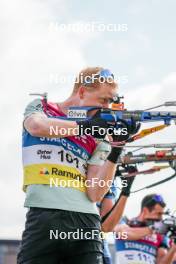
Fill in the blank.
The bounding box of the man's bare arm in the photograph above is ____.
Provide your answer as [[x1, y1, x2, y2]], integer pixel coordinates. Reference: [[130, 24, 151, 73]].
[[24, 113, 79, 138], [114, 224, 152, 240], [101, 196, 128, 232], [86, 162, 117, 202], [157, 245, 176, 264]]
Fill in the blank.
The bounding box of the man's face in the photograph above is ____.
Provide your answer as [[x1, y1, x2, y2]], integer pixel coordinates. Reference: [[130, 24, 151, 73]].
[[78, 83, 118, 109], [143, 204, 164, 221]]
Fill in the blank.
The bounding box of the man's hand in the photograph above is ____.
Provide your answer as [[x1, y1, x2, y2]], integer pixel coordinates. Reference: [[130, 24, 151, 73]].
[[77, 111, 141, 140], [148, 220, 168, 234], [112, 118, 141, 142], [76, 115, 109, 139], [157, 240, 176, 264]]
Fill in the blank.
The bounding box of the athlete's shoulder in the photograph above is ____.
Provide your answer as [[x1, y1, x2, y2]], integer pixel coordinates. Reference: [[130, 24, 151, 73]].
[[24, 98, 44, 119], [25, 98, 43, 111]]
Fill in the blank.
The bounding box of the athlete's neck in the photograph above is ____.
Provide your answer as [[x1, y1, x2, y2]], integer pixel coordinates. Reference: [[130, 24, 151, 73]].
[[136, 213, 145, 222], [58, 95, 80, 114]]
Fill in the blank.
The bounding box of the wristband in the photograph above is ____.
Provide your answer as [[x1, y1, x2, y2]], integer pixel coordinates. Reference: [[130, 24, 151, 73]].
[[107, 147, 122, 164]]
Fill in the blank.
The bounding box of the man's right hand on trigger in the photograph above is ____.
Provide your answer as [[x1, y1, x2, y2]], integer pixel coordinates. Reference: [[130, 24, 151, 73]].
[[112, 118, 141, 142], [76, 111, 141, 141]]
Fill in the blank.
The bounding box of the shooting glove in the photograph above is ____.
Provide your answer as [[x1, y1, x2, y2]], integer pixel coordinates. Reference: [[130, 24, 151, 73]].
[[76, 110, 116, 139], [112, 117, 141, 142], [119, 165, 137, 197]]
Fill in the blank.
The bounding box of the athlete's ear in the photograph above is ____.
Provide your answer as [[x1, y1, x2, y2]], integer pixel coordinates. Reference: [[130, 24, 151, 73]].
[[143, 207, 149, 216], [78, 86, 86, 99]]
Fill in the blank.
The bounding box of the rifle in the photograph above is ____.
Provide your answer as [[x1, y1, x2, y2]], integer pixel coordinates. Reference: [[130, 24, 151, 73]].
[[119, 165, 170, 177], [29, 93, 176, 144], [30, 93, 176, 126], [118, 150, 176, 192], [121, 143, 176, 154], [121, 149, 176, 165], [125, 143, 176, 149], [67, 105, 176, 124], [64, 96, 176, 144]]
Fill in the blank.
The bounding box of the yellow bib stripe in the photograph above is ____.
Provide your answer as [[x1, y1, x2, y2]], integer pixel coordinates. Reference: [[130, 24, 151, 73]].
[[23, 163, 86, 192]]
